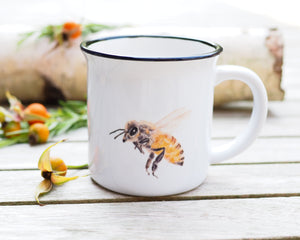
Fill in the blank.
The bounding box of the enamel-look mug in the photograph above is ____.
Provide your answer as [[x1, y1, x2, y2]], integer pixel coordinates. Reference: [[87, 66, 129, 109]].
[[81, 35, 268, 196]]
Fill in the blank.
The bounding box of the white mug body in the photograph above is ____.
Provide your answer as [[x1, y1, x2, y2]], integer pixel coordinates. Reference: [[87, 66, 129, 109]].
[[81, 35, 267, 196]]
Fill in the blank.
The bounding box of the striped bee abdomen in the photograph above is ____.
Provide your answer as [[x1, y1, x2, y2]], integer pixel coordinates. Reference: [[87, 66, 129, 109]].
[[151, 133, 184, 166]]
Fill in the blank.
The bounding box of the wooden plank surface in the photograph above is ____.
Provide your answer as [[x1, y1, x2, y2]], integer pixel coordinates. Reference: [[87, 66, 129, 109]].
[[1, 163, 300, 205], [0, 137, 299, 170], [0, 4, 299, 240], [213, 137, 300, 164], [0, 19, 298, 240], [213, 99, 298, 138], [212, 116, 300, 138], [1, 197, 300, 240], [214, 101, 300, 118], [39, 101, 299, 142], [0, 142, 88, 170], [1, 99, 299, 169]]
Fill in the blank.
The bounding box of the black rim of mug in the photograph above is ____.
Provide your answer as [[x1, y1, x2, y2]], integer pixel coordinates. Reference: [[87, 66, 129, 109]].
[[80, 35, 223, 61]]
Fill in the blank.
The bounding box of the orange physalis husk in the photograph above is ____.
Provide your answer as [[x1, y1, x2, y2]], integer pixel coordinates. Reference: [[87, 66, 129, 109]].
[[24, 103, 51, 125], [6, 91, 24, 113], [35, 139, 79, 206], [51, 174, 78, 185], [35, 179, 53, 206], [4, 91, 51, 125]]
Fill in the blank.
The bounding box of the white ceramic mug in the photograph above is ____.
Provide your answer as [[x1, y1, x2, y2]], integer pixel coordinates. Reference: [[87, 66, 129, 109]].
[[81, 35, 268, 196]]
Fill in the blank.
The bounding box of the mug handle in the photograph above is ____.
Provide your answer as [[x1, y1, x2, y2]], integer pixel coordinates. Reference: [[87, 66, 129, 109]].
[[210, 65, 268, 164]]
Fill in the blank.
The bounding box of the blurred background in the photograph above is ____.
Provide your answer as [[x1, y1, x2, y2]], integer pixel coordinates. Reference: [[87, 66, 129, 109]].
[[0, 0, 299, 28], [0, 0, 298, 104]]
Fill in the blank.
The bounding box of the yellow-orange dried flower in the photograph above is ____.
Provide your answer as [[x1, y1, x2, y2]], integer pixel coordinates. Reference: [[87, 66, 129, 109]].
[[35, 139, 79, 205]]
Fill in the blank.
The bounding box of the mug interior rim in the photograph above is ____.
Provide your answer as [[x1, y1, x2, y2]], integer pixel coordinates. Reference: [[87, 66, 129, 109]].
[[80, 35, 223, 61]]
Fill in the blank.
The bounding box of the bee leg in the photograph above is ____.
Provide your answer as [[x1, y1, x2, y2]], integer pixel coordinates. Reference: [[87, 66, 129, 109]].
[[133, 142, 144, 154], [151, 147, 165, 178], [138, 137, 150, 154], [145, 152, 155, 175]]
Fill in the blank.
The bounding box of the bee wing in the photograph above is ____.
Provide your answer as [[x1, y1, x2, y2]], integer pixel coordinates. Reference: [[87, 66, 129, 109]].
[[154, 107, 191, 132]]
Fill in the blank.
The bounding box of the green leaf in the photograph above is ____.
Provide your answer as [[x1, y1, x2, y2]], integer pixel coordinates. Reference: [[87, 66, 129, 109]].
[[38, 25, 56, 40], [46, 100, 88, 138], [17, 31, 35, 46], [69, 119, 87, 130], [4, 129, 29, 137], [53, 119, 77, 136], [0, 138, 18, 148], [0, 135, 28, 148], [67, 163, 88, 169], [63, 107, 79, 118], [81, 23, 118, 37], [58, 100, 87, 114]]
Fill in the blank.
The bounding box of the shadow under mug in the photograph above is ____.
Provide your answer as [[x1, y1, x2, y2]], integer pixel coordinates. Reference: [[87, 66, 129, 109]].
[[81, 35, 268, 196]]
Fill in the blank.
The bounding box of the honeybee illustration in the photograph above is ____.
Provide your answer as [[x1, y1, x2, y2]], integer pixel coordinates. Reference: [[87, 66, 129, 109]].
[[109, 108, 190, 177]]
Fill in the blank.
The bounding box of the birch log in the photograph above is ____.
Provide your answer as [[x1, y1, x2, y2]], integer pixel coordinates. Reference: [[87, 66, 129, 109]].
[[213, 28, 284, 105], [0, 26, 284, 105]]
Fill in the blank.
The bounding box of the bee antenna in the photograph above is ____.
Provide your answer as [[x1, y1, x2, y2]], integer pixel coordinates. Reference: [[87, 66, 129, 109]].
[[114, 131, 125, 139], [109, 129, 125, 135]]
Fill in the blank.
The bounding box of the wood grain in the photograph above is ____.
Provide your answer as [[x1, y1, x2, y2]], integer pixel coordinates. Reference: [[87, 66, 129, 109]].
[[1, 99, 299, 169], [1, 163, 300, 204], [212, 116, 300, 138], [214, 100, 300, 118], [46, 114, 300, 140], [0, 137, 299, 170], [51, 128, 88, 142], [213, 137, 300, 164], [1, 197, 300, 240], [0, 7, 299, 240], [0, 141, 88, 170]]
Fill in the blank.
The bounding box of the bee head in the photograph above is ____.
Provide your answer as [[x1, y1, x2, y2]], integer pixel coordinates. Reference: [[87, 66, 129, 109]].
[[123, 121, 139, 142]]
